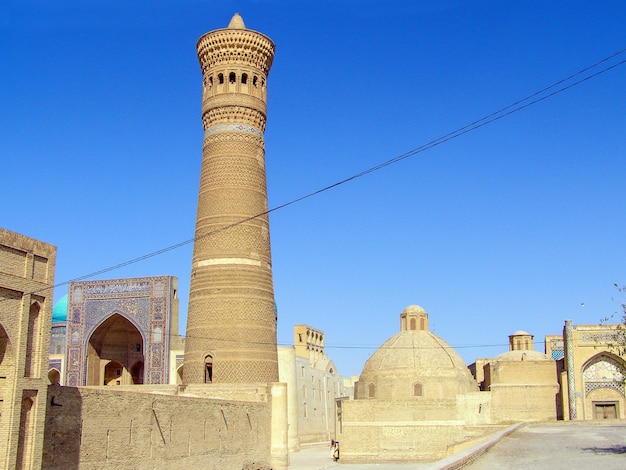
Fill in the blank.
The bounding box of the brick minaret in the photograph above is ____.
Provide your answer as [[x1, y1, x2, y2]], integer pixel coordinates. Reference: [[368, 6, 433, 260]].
[[183, 14, 278, 384]]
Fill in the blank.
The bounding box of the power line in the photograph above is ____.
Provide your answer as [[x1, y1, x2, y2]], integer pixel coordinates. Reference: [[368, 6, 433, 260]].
[[4, 47, 626, 302]]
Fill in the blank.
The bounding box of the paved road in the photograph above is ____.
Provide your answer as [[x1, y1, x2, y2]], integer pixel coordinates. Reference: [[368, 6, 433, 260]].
[[465, 422, 626, 470], [288, 422, 626, 470]]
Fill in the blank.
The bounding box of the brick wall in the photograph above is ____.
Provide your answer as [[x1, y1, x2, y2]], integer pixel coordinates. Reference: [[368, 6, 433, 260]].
[[43, 385, 273, 470]]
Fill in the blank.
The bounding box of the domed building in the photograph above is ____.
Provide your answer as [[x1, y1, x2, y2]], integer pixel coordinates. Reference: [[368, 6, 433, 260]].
[[337, 306, 491, 464], [355, 305, 477, 401], [471, 329, 558, 423]]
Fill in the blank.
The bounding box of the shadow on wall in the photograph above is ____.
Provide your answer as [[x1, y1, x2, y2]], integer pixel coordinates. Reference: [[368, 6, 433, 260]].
[[42, 385, 82, 470]]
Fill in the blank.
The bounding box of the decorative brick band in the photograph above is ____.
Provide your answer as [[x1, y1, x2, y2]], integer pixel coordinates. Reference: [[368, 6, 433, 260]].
[[205, 123, 263, 137]]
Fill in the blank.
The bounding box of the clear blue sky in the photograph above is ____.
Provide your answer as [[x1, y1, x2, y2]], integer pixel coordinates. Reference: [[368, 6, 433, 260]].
[[2, 1, 625, 377]]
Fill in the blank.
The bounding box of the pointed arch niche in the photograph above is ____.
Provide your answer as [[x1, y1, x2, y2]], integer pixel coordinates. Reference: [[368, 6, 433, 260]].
[[86, 314, 145, 386], [582, 352, 626, 420]]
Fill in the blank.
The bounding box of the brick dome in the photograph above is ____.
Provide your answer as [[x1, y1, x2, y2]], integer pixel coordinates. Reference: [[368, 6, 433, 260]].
[[355, 306, 477, 400]]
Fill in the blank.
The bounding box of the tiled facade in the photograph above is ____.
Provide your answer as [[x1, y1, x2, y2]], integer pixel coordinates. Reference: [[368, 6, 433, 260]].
[[64, 276, 180, 386]]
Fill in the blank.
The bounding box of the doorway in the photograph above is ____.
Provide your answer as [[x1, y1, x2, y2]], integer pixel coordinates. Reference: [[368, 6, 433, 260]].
[[593, 402, 618, 420]]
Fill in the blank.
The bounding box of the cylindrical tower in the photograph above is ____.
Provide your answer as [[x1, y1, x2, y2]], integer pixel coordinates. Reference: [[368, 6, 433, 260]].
[[183, 13, 278, 384]]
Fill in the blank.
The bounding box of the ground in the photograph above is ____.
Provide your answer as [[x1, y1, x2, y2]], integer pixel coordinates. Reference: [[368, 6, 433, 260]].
[[288, 422, 626, 470]]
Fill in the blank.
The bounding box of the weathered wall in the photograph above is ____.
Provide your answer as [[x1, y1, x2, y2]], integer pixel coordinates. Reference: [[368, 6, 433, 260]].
[[43, 385, 274, 470], [337, 399, 467, 463], [485, 359, 558, 423]]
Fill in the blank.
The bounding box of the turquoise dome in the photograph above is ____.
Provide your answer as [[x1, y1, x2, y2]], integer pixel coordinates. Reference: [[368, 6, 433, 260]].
[[52, 294, 68, 323]]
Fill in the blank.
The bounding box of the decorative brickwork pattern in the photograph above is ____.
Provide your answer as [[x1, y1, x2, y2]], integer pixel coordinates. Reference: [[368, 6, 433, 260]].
[[184, 15, 279, 384]]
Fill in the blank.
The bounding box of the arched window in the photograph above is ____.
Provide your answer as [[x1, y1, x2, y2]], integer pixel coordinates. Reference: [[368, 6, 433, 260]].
[[241, 73, 248, 84], [24, 302, 40, 377], [413, 383, 423, 397], [229, 72, 236, 83], [420, 317, 425, 330], [253, 76, 258, 87], [218, 73, 224, 85], [410, 318, 416, 330], [208, 76, 213, 89], [204, 355, 213, 383], [367, 383, 376, 398], [48, 368, 61, 385]]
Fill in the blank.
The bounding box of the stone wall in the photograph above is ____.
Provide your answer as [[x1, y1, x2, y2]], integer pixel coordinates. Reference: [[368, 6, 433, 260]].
[[486, 359, 558, 423], [337, 398, 467, 463], [43, 385, 274, 470]]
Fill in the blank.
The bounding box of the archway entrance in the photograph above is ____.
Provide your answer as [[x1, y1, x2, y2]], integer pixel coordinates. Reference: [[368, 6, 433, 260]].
[[86, 314, 144, 386]]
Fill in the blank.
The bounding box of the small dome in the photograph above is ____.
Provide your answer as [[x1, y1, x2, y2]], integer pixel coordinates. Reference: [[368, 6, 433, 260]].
[[52, 294, 67, 323], [402, 305, 426, 315], [495, 350, 551, 362], [228, 13, 246, 29], [510, 330, 531, 336]]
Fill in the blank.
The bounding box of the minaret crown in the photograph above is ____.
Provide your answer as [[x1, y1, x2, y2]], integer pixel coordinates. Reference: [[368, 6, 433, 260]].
[[228, 13, 246, 29]]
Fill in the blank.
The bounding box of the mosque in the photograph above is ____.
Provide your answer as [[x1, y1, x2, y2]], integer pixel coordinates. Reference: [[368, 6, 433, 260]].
[[1, 13, 624, 470]]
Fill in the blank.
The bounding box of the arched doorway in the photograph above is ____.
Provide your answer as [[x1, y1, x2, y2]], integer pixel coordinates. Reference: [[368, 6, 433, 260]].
[[103, 360, 124, 386], [176, 365, 184, 385], [86, 314, 144, 386], [582, 353, 626, 420]]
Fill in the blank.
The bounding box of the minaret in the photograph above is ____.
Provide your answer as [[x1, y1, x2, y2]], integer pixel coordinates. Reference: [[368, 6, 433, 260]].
[[183, 14, 278, 384]]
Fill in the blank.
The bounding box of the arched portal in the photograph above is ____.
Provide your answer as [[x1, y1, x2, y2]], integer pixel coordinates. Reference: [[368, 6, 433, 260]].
[[86, 314, 144, 386], [582, 352, 626, 420]]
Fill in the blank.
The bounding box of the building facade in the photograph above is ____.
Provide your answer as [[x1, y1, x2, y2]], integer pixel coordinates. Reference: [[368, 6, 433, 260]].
[[278, 325, 355, 450], [547, 321, 626, 421], [0, 228, 56, 469]]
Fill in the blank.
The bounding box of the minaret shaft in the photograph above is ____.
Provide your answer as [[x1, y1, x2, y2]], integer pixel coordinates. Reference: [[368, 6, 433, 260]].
[[183, 15, 278, 384]]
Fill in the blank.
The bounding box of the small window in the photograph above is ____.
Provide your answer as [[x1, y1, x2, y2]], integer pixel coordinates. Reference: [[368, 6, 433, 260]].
[[413, 383, 423, 397], [136, 343, 141, 352], [218, 73, 224, 84], [229, 72, 236, 83], [204, 355, 213, 383], [367, 383, 375, 398], [241, 73, 248, 84], [410, 318, 416, 330], [253, 76, 258, 87]]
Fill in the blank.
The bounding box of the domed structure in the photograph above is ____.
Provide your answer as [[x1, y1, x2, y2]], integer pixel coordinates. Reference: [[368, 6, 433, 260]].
[[494, 350, 551, 362], [355, 305, 477, 400], [52, 294, 67, 323]]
